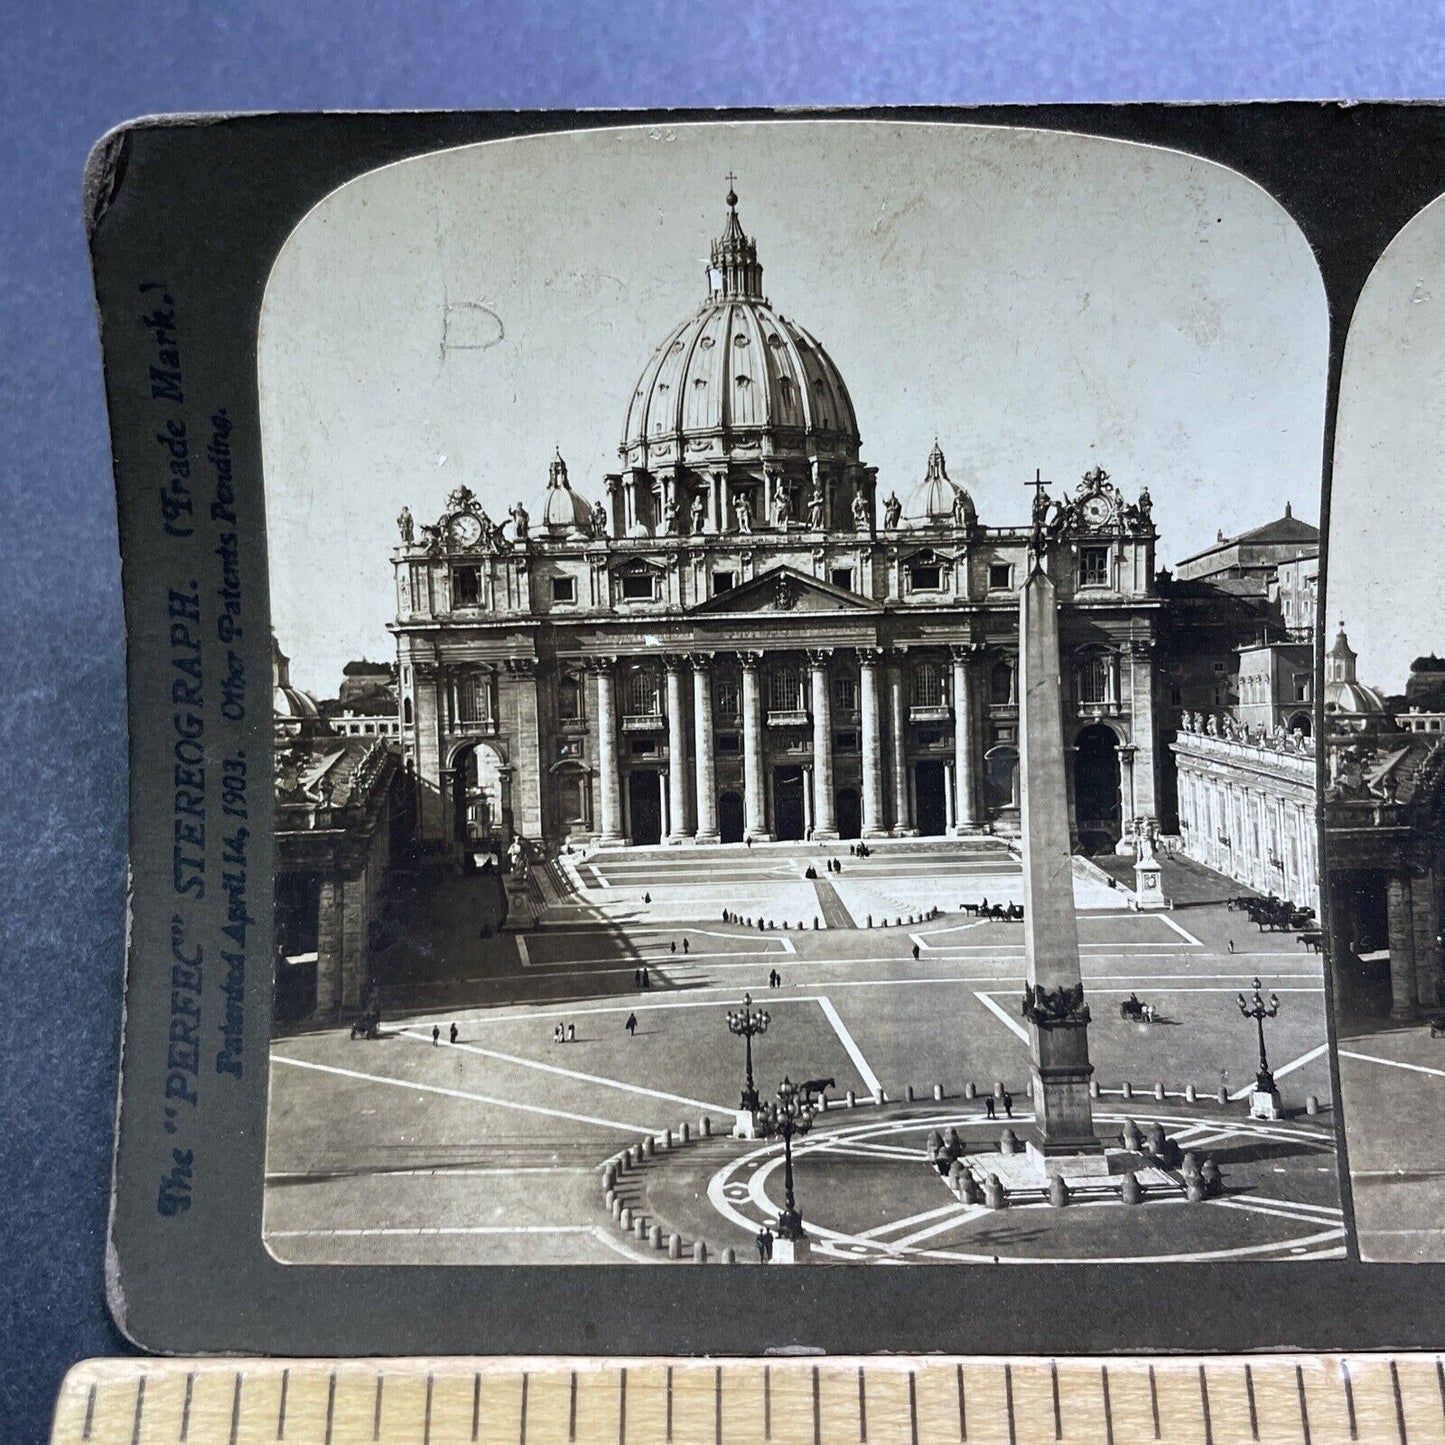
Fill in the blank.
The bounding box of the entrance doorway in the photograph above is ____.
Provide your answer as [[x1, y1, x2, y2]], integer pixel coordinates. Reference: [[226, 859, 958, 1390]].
[[914, 760, 948, 836], [628, 771, 663, 845], [836, 788, 861, 840], [452, 742, 507, 849], [1073, 724, 1121, 846], [773, 767, 806, 841], [718, 790, 745, 844]]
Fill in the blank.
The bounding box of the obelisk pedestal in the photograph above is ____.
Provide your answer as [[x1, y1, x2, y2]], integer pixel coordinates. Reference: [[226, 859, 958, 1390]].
[[1018, 561, 1106, 1175]]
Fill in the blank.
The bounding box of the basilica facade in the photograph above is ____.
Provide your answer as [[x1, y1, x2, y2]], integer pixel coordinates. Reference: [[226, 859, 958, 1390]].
[[388, 190, 1163, 858]]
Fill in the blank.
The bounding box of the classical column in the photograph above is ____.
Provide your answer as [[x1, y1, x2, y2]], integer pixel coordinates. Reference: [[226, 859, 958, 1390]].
[[802, 764, 814, 837], [740, 652, 770, 840], [809, 648, 837, 839], [858, 648, 887, 838], [1387, 872, 1420, 1020], [944, 762, 956, 832], [593, 659, 623, 843], [691, 655, 719, 842], [951, 645, 980, 831], [886, 652, 913, 834], [665, 656, 690, 842]]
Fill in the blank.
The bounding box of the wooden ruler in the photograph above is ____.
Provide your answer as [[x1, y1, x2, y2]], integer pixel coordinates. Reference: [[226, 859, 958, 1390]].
[[49, 1355, 1445, 1444]]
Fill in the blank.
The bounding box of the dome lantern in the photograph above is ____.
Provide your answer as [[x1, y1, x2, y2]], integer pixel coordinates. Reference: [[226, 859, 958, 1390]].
[[706, 178, 765, 301], [538, 448, 595, 537], [905, 439, 977, 529]]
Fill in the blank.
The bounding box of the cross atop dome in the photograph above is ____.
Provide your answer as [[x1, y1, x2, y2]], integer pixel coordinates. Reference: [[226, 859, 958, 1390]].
[[708, 176, 765, 301]]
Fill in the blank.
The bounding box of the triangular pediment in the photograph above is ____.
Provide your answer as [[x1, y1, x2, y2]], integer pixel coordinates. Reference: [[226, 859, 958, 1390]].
[[691, 564, 875, 616]]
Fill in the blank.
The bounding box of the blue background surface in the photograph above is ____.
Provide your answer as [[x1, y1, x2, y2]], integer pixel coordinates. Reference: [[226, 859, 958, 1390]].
[[3, 2, 1442, 1438]]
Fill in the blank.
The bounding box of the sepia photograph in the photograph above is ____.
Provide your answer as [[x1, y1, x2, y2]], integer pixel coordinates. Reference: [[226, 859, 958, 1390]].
[[258, 120, 1341, 1267], [1326, 189, 1445, 1262]]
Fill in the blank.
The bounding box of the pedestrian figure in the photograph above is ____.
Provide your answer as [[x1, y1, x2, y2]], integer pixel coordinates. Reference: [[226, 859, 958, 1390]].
[[1002, 1089, 1013, 1119], [432, 1024, 440, 1046], [634, 969, 642, 987], [1228, 939, 1235, 954], [644, 891, 652, 904], [746, 835, 753, 849], [682, 938, 690, 954], [449, 1022, 458, 1045], [625, 1012, 638, 1037], [763, 1226, 774, 1260], [755, 1228, 768, 1263], [554, 1023, 564, 1045], [641, 967, 651, 988], [985, 1094, 997, 1120], [912, 943, 921, 961], [670, 940, 677, 954], [567, 1022, 576, 1043]]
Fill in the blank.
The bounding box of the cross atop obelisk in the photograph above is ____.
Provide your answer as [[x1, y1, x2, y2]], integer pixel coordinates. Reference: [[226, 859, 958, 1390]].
[[1017, 562, 1104, 1171]]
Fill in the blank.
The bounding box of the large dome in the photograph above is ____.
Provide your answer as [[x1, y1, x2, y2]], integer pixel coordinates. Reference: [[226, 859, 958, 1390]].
[[619, 189, 861, 475]]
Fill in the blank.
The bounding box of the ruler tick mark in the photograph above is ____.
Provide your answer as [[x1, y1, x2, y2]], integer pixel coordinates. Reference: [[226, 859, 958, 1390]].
[[182, 1373, 195, 1444], [1296, 1365, 1311, 1445], [1391, 1360, 1407, 1443], [324, 1372, 336, 1445], [229, 1375, 243, 1445], [957, 1363, 967, 1442], [520, 1371, 530, 1445], [374, 1373, 384, 1440], [1245, 1362, 1259, 1440], [131, 1376, 145, 1445], [425, 1374, 434, 1445], [908, 1371, 919, 1445], [666, 1366, 673, 1443], [715, 1366, 722, 1445], [619, 1367, 627, 1445], [764, 1365, 771, 1441], [278, 1368, 289, 1440], [1342, 1360, 1357, 1440], [1199, 1365, 1213, 1445], [1050, 1361, 1061, 1440], [473, 1373, 482, 1443], [1005, 1363, 1016, 1445], [82, 1382, 96, 1442], [1437, 1356, 1445, 1428], [1101, 1366, 1114, 1445], [570, 1369, 579, 1443], [812, 1365, 821, 1445], [859, 1365, 868, 1443], [1148, 1365, 1160, 1439]]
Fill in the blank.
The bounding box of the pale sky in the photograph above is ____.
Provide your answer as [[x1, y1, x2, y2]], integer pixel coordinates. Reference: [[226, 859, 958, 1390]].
[[1330, 191, 1445, 694], [259, 120, 1328, 694]]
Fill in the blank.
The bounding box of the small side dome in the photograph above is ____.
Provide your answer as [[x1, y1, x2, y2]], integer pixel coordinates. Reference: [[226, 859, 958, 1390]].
[[906, 440, 976, 529], [273, 632, 321, 736], [1323, 624, 1387, 717], [539, 450, 595, 537]]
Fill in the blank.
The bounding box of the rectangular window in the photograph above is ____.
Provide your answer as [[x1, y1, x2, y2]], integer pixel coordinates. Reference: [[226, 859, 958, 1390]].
[[557, 675, 581, 721], [716, 734, 741, 754], [988, 563, 1012, 590], [1078, 547, 1109, 587], [629, 738, 657, 756], [457, 673, 492, 725], [713, 570, 736, 595], [551, 576, 576, 603], [1078, 656, 1110, 706], [557, 738, 583, 759], [451, 566, 481, 607], [833, 675, 857, 711], [557, 776, 585, 822], [621, 573, 655, 601], [830, 567, 854, 592], [714, 676, 740, 718], [910, 564, 943, 591], [834, 731, 859, 753], [1293, 677, 1311, 702]]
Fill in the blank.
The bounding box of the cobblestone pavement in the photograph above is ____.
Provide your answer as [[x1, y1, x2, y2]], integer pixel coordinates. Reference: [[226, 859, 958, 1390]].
[[265, 839, 1337, 1264]]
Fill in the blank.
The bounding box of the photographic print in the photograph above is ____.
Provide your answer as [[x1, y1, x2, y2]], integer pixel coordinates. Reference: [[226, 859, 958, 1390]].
[[1326, 191, 1445, 1262], [256, 120, 1342, 1269]]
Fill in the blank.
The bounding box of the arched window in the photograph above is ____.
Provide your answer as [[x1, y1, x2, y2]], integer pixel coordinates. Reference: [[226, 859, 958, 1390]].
[[911, 657, 945, 706], [626, 666, 660, 719], [403, 695, 413, 727], [989, 658, 1015, 706]]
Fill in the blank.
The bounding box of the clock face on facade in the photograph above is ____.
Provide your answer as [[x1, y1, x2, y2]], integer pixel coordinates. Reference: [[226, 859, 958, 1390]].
[[449, 512, 482, 548], [1082, 494, 1113, 526]]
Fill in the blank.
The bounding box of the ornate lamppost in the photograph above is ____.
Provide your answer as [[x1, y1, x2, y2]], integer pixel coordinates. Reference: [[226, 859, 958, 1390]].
[[726, 993, 770, 1113], [757, 1076, 817, 1245], [1237, 977, 1281, 1114]]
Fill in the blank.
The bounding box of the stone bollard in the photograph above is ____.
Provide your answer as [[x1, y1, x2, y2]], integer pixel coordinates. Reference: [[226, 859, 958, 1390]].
[[604, 1188, 616, 1211], [745, 918, 752, 928], [895, 918, 902, 928], [960, 1172, 981, 1205], [660, 1130, 672, 1152], [798, 922, 803, 932], [695, 1241, 709, 1264], [649, 1224, 664, 1249], [620, 1207, 633, 1231], [867, 914, 873, 928], [983, 1174, 1007, 1210], [603, 1164, 617, 1189], [642, 1137, 655, 1159], [934, 1083, 944, 1101], [1181, 1152, 1201, 1179], [722, 1247, 736, 1265], [635, 1217, 649, 1241], [760, 919, 766, 931], [1148, 1122, 1167, 1156], [1154, 1083, 1166, 1101], [668, 1234, 682, 1260], [814, 917, 821, 929], [1306, 1095, 1320, 1116], [846, 1090, 856, 1107], [1201, 1159, 1222, 1195], [819, 1094, 830, 1111], [1121, 1081, 1133, 1100], [1088, 1079, 1100, 1099], [994, 1081, 1005, 1099], [946, 1127, 963, 1153], [906, 1085, 916, 1102], [878, 1088, 888, 1104], [1217, 1085, 1229, 1105], [1122, 1119, 1143, 1152], [1025, 1079, 1033, 1099], [927, 1130, 943, 1157], [1048, 1175, 1070, 1208], [948, 1158, 964, 1188], [679, 1122, 691, 1144], [1121, 1172, 1143, 1206], [612, 1197, 623, 1220], [700, 1117, 712, 1138], [1185, 1084, 1197, 1104], [965, 1082, 977, 1100], [1186, 1178, 1206, 1204], [1000, 1128, 1019, 1155]]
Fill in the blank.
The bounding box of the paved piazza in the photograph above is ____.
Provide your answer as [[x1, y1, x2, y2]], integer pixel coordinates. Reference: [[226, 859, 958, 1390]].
[[264, 842, 1341, 1265]]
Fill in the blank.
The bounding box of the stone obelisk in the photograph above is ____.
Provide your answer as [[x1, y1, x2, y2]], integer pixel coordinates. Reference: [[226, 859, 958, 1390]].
[[1018, 558, 1105, 1171]]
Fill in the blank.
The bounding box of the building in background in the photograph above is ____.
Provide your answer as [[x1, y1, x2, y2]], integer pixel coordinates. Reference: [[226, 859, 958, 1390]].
[[388, 191, 1164, 861]]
